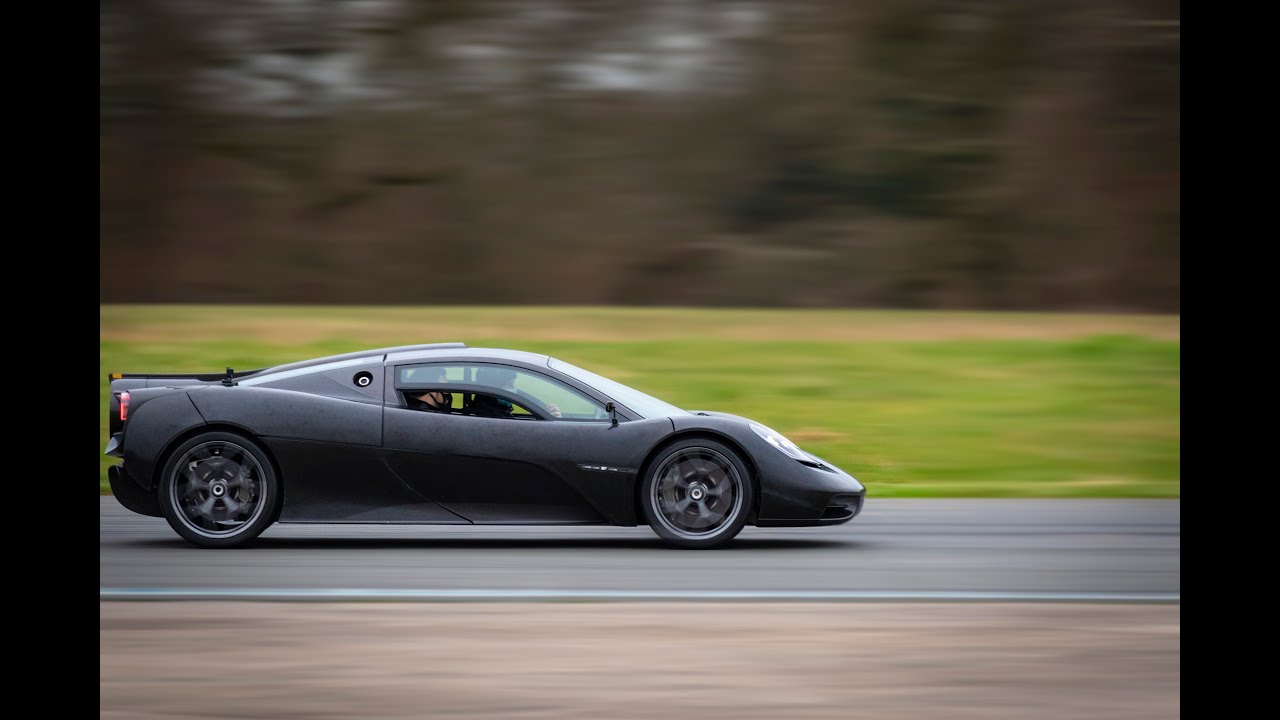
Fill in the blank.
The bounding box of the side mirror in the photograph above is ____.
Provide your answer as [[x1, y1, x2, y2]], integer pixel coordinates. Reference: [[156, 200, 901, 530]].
[[605, 401, 618, 427]]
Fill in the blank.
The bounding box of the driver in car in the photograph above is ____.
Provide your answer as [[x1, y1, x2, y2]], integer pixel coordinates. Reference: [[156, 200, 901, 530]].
[[470, 367, 562, 418], [407, 367, 453, 413]]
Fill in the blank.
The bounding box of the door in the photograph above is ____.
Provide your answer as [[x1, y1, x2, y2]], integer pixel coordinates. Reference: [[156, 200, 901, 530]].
[[382, 361, 639, 523]]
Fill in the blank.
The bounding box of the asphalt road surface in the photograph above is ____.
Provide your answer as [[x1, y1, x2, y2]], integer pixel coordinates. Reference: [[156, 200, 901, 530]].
[[100, 497, 1179, 594]]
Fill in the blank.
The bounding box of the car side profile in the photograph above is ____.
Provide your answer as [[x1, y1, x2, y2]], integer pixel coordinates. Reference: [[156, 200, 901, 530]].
[[105, 343, 866, 549]]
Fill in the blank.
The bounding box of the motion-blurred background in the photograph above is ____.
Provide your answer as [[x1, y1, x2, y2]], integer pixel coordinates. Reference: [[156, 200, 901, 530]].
[[101, 0, 1177, 310], [99, 0, 1178, 499]]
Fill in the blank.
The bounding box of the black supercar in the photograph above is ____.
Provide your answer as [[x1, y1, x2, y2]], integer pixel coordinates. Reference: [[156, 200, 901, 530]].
[[105, 343, 865, 549]]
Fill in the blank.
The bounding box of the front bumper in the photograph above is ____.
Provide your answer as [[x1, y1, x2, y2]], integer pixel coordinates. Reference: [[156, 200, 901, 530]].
[[751, 448, 867, 527], [755, 489, 865, 527]]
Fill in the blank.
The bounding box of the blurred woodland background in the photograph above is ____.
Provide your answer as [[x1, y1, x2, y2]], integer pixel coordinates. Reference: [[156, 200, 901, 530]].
[[100, 0, 1179, 310]]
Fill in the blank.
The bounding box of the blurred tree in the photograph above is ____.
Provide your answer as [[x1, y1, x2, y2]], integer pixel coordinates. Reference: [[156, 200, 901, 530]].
[[100, 0, 1178, 311]]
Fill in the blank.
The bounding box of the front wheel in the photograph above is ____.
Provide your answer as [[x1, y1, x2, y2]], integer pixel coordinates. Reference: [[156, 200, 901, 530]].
[[158, 431, 280, 548], [641, 439, 754, 549]]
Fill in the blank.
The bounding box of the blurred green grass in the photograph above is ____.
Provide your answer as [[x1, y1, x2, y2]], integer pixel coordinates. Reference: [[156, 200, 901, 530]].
[[100, 306, 1179, 498]]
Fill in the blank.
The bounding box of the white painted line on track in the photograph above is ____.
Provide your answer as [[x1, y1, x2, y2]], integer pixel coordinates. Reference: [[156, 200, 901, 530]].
[[100, 588, 1180, 603]]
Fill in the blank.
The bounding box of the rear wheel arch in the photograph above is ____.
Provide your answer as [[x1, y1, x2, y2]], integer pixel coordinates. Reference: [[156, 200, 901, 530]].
[[151, 423, 285, 516], [156, 429, 283, 547]]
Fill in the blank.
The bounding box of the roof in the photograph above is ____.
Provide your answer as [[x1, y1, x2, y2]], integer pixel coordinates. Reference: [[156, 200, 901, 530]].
[[254, 343, 468, 377], [383, 346, 551, 367]]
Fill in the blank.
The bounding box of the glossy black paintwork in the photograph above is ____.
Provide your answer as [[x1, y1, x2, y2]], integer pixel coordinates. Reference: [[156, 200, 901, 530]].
[[107, 346, 866, 528], [264, 438, 467, 523], [187, 385, 383, 446], [107, 464, 162, 517], [119, 390, 208, 491], [383, 408, 673, 525]]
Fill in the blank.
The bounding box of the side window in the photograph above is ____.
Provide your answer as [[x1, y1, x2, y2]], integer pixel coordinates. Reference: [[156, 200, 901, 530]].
[[507, 371, 607, 421], [403, 388, 471, 414], [401, 387, 539, 420], [401, 365, 472, 385], [396, 363, 609, 422], [506, 398, 537, 419], [454, 391, 538, 420]]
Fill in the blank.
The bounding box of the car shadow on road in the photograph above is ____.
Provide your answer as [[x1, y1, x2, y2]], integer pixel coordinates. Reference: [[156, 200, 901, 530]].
[[125, 536, 867, 551]]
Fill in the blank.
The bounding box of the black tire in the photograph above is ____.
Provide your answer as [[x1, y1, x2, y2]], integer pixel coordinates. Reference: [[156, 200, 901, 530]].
[[158, 431, 280, 548], [640, 438, 754, 549]]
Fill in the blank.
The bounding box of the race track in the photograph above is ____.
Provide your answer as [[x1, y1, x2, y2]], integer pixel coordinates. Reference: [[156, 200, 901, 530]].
[[100, 497, 1179, 595]]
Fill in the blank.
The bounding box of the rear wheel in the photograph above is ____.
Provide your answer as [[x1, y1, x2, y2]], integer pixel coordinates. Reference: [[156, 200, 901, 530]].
[[641, 438, 753, 549], [158, 431, 279, 548]]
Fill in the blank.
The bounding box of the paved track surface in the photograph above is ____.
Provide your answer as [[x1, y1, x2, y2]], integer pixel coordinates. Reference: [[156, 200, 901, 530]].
[[100, 497, 1179, 594]]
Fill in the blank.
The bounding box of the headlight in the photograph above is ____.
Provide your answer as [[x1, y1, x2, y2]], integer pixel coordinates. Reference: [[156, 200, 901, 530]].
[[749, 422, 810, 462]]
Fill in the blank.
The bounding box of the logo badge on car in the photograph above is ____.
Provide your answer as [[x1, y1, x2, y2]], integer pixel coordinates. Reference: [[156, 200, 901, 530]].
[[578, 464, 635, 473]]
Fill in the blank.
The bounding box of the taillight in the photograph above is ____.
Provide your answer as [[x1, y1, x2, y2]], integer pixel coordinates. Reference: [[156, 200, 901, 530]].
[[120, 391, 130, 422]]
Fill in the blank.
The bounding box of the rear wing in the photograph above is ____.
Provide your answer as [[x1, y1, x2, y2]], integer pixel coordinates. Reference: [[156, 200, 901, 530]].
[[106, 367, 259, 439], [108, 368, 264, 384]]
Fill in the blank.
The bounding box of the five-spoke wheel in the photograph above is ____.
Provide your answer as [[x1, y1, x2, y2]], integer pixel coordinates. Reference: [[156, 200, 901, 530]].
[[641, 438, 753, 549], [158, 431, 279, 548]]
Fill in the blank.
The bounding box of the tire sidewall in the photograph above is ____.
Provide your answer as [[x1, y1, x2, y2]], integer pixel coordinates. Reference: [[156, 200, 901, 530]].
[[641, 437, 754, 549], [158, 431, 279, 548]]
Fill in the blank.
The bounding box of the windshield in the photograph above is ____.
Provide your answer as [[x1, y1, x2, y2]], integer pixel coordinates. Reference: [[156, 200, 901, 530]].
[[548, 358, 688, 419]]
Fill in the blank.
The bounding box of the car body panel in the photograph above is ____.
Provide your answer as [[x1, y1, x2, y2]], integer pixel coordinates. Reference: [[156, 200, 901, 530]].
[[119, 390, 208, 491], [240, 359, 386, 404], [187, 385, 383, 447], [264, 438, 467, 524], [383, 408, 674, 525]]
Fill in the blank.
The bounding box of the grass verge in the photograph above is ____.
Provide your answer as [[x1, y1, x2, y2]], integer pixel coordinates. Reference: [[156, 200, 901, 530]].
[[100, 306, 1179, 498]]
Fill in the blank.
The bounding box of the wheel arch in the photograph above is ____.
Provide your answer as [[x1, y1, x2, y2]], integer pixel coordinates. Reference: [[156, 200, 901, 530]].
[[151, 422, 286, 518], [633, 430, 761, 525]]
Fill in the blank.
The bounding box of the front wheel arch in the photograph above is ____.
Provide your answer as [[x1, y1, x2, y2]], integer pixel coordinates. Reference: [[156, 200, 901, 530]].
[[637, 435, 758, 548], [634, 431, 760, 526]]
